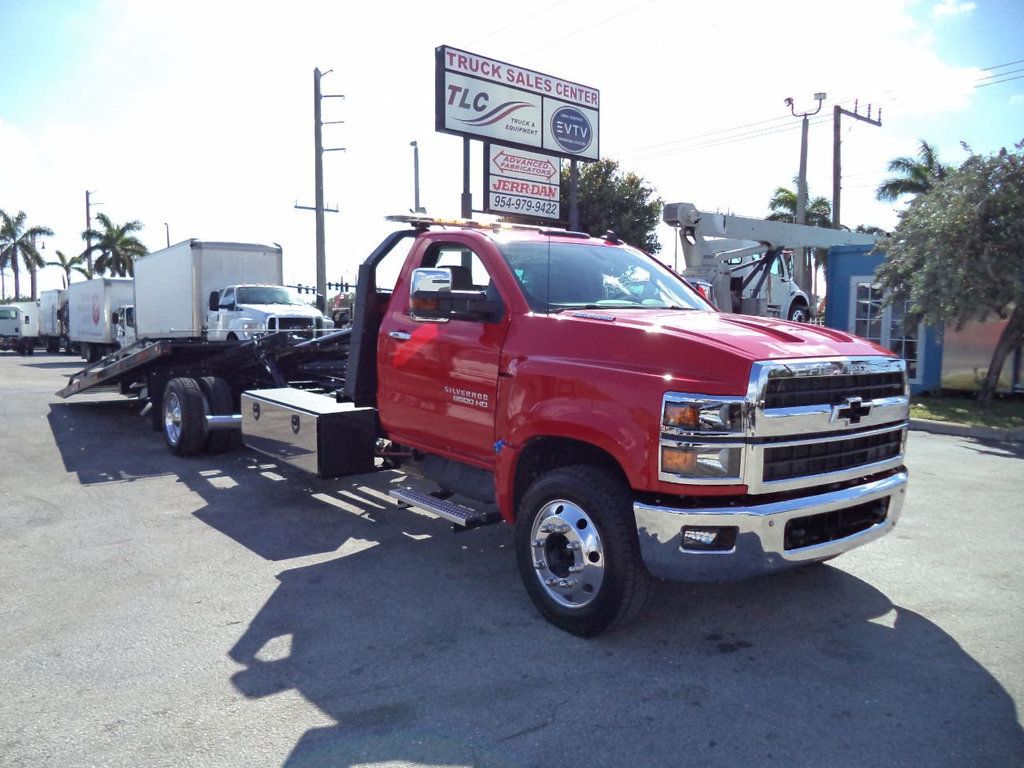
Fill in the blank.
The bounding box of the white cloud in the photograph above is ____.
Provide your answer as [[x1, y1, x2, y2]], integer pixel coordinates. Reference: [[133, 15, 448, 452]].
[[933, 0, 976, 18]]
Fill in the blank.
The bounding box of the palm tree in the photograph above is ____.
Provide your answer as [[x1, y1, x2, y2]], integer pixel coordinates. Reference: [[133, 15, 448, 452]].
[[74, 264, 96, 281], [47, 249, 87, 289], [82, 213, 148, 276], [0, 209, 54, 299], [766, 184, 833, 227], [765, 184, 833, 275], [876, 140, 950, 202]]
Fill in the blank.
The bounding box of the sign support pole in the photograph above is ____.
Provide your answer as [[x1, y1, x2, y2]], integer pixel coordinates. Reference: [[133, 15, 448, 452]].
[[569, 160, 579, 231], [461, 138, 472, 218]]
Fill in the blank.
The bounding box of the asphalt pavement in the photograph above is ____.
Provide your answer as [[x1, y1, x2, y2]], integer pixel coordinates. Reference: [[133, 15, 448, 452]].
[[1, 352, 1022, 768]]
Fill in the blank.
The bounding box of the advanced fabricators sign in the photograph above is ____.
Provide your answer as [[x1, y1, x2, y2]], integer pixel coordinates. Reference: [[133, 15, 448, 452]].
[[484, 144, 560, 219], [436, 45, 600, 162]]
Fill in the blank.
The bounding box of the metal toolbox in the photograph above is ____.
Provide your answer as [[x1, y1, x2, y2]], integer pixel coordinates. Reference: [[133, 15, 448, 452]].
[[241, 388, 376, 478]]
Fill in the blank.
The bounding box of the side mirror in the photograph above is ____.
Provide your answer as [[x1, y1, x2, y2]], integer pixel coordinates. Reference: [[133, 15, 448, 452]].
[[409, 267, 503, 323], [409, 268, 453, 322], [208, 291, 220, 312]]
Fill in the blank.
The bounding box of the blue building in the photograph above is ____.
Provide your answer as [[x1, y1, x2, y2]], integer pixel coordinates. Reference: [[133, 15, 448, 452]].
[[824, 244, 943, 394]]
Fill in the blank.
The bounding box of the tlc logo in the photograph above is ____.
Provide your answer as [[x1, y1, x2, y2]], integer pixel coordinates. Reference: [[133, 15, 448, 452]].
[[447, 85, 488, 112]]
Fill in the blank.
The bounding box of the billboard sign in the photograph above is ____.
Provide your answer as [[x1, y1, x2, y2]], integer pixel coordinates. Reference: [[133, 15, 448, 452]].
[[436, 45, 599, 162], [484, 143, 560, 219]]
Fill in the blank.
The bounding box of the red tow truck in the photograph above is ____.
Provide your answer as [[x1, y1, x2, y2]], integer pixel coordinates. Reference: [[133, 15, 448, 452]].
[[59, 215, 910, 636]]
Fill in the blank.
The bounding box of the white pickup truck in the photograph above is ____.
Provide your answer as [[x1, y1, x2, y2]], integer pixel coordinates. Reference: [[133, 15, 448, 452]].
[[206, 284, 330, 341]]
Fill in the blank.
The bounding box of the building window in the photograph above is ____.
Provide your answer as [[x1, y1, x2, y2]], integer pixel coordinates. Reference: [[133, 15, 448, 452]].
[[849, 277, 921, 382]]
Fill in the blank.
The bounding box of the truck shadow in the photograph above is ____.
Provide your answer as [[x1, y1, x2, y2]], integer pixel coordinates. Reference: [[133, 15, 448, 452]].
[[45, 399, 1024, 767], [228, 531, 1024, 768]]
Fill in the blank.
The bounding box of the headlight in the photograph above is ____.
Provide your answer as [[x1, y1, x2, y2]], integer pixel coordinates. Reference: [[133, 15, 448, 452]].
[[241, 321, 259, 331], [661, 445, 742, 480], [660, 392, 747, 484], [662, 394, 745, 435]]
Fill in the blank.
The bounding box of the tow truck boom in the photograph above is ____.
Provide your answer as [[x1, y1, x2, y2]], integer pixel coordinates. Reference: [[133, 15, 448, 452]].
[[663, 202, 878, 320]]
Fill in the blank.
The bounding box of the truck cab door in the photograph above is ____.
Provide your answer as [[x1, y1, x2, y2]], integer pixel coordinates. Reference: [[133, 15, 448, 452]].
[[378, 238, 511, 467], [211, 287, 234, 339]]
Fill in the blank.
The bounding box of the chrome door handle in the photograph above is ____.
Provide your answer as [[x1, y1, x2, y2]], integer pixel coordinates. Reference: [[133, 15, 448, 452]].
[[388, 330, 412, 342]]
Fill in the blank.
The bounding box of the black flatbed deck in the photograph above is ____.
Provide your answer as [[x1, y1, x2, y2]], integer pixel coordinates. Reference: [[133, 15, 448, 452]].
[[56, 330, 352, 401]]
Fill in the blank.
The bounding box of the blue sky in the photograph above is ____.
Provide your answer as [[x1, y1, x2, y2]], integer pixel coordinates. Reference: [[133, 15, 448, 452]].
[[1, 0, 1022, 294]]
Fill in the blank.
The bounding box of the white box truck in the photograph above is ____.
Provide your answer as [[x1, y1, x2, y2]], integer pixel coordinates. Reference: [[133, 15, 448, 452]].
[[7, 300, 39, 355], [39, 288, 68, 353], [133, 240, 327, 342], [0, 305, 23, 353], [68, 278, 134, 362]]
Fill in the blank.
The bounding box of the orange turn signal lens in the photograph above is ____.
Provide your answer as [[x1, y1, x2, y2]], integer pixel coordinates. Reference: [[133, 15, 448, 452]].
[[664, 403, 701, 429], [661, 447, 697, 474]]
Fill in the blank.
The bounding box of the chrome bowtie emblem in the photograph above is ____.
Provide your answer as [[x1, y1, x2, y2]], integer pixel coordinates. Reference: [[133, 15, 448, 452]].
[[831, 396, 872, 424]]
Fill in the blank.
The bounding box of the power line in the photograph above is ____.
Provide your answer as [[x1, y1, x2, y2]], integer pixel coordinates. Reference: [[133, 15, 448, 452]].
[[976, 73, 1024, 88], [515, 0, 661, 58], [618, 114, 793, 156], [983, 58, 1024, 71], [469, 0, 572, 45], [619, 97, 862, 160], [626, 114, 833, 162]]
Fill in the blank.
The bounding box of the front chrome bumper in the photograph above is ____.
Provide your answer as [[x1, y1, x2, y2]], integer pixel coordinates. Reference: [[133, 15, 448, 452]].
[[634, 470, 907, 581]]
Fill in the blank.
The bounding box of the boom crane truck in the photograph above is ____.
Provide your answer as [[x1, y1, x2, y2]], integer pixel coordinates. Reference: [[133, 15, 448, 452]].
[[663, 202, 878, 322], [58, 215, 909, 636]]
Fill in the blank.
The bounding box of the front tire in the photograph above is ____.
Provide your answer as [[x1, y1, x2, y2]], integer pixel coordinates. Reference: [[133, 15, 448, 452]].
[[788, 301, 809, 323], [162, 377, 207, 456], [515, 466, 652, 636]]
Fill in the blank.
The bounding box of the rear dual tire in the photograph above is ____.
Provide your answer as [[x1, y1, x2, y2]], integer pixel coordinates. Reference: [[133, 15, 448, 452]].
[[162, 376, 236, 456]]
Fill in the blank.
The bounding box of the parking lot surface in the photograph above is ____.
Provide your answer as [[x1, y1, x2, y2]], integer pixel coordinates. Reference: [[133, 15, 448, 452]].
[[2, 353, 1022, 767]]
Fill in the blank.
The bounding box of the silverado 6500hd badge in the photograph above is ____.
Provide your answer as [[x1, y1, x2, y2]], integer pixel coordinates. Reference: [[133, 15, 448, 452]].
[[444, 385, 489, 409]]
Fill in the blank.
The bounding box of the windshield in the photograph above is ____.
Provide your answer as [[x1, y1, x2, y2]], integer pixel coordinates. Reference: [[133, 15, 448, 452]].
[[495, 239, 710, 313], [236, 287, 304, 306]]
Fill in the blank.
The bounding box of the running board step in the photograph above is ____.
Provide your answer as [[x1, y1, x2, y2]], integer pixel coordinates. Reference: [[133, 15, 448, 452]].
[[389, 487, 501, 530]]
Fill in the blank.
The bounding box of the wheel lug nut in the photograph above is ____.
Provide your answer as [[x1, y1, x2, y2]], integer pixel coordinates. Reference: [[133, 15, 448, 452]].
[[566, 541, 581, 551], [532, 539, 543, 547], [568, 564, 583, 573]]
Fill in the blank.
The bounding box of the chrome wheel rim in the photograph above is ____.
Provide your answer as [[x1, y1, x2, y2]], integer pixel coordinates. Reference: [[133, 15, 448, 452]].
[[164, 391, 182, 446], [530, 499, 605, 609], [791, 307, 808, 322]]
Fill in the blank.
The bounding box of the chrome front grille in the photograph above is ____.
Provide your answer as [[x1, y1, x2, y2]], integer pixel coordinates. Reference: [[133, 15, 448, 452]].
[[747, 357, 909, 493], [658, 357, 909, 493], [762, 428, 904, 482], [271, 317, 315, 331], [764, 371, 905, 408]]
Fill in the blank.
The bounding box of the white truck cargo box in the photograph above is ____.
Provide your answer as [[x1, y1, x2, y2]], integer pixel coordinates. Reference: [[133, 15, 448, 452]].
[[133, 241, 283, 340], [39, 289, 66, 337], [68, 278, 134, 344]]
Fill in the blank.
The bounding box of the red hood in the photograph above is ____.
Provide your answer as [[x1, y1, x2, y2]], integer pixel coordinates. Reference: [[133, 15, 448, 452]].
[[503, 309, 897, 399], [603, 309, 894, 361]]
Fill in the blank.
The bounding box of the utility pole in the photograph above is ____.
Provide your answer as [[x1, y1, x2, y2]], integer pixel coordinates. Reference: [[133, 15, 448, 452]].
[[832, 100, 882, 228], [785, 92, 826, 294], [296, 67, 343, 313], [84, 190, 97, 272]]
